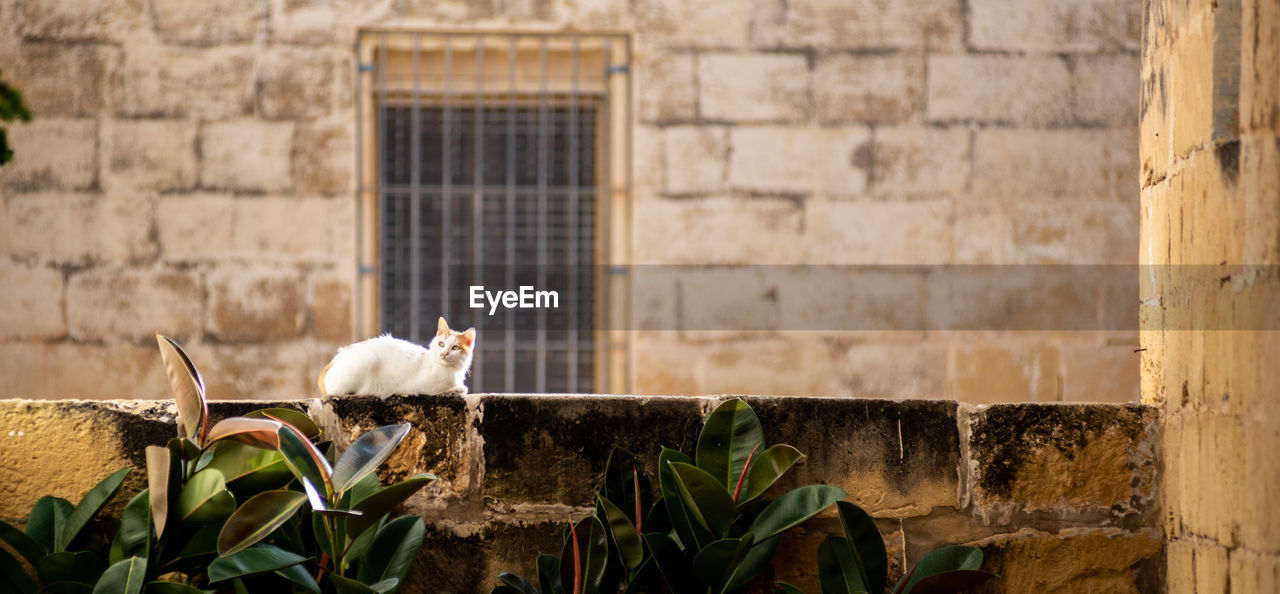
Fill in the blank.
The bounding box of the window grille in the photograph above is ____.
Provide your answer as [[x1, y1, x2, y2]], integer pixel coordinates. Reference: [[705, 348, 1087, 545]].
[[355, 31, 631, 394]]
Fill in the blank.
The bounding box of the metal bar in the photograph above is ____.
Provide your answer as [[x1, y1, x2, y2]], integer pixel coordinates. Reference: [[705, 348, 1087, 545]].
[[441, 35, 453, 322], [472, 35, 485, 391], [409, 34, 422, 342], [567, 36, 579, 393], [504, 35, 517, 393], [535, 37, 549, 393], [377, 33, 388, 336]]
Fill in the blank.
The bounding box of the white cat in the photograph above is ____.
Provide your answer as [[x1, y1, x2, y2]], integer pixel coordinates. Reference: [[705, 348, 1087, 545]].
[[318, 317, 475, 398]]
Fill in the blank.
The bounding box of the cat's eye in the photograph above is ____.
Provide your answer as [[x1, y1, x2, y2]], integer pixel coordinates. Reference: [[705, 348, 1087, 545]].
[[452, 345, 460, 350], [438, 341, 444, 347]]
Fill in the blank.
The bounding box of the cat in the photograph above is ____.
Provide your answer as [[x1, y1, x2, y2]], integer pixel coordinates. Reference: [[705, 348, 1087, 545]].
[[318, 317, 475, 398]]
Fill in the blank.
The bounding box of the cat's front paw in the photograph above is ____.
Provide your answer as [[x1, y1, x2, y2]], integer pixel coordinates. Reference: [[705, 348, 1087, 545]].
[[442, 385, 469, 396]]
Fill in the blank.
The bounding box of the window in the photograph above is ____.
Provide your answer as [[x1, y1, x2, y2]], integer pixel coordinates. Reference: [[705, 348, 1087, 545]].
[[355, 30, 631, 393]]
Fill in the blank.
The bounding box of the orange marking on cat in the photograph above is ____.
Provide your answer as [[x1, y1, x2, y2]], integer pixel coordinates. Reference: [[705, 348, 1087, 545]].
[[317, 360, 333, 395]]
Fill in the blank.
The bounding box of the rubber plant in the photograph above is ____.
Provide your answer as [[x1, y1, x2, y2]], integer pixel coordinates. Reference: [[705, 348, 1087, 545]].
[[492, 398, 849, 593]]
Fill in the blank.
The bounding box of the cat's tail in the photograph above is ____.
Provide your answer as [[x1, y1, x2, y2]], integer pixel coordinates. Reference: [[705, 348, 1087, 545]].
[[317, 360, 334, 395]]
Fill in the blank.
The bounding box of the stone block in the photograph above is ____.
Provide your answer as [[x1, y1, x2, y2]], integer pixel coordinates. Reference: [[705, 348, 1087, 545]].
[[115, 41, 254, 118], [67, 267, 202, 342], [408, 521, 567, 592], [310, 273, 353, 343], [698, 337, 847, 396], [200, 120, 295, 193], [4, 43, 112, 116], [0, 344, 49, 396], [153, 0, 260, 45], [952, 343, 1061, 403], [637, 52, 697, 123], [751, 0, 962, 50], [967, 403, 1158, 519], [200, 341, 322, 398], [632, 0, 749, 48], [837, 342, 947, 397], [206, 267, 306, 342], [801, 199, 953, 265], [927, 55, 1072, 125], [45, 343, 170, 398], [20, 0, 146, 41], [728, 126, 870, 195], [662, 125, 727, 194], [632, 124, 664, 194], [746, 397, 961, 516], [1229, 550, 1280, 594], [631, 196, 803, 264], [0, 400, 172, 526], [1168, 11, 1214, 159], [1242, 416, 1280, 551], [1075, 54, 1140, 126], [0, 119, 96, 192], [156, 194, 235, 262], [106, 120, 197, 192], [326, 395, 469, 495], [231, 197, 337, 261], [479, 395, 705, 507], [814, 53, 924, 123], [5, 193, 156, 266], [871, 126, 970, 197], [775, 268, 928, 331], [258, 48, 339, 119], [976, 528, 1162, 592], [0, 262, 65, 340], [1066, 200, 1140, 265], [294, 117, 354, 196], [969, 0, 1141, 52], [630, 333, 700, 394], [1060, 342, 1141, 403], [953, 202, 1012, 265], [699, 53, 808, 123], [973, 129, 1130, 201]]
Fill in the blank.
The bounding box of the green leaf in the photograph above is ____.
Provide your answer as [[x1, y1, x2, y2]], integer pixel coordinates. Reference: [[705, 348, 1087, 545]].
[[116, 490, 152, 561], [691, 536, 752, 589], [273, 420, 335, 500], [345, 473, 435, 537], [329, 574, 377, 594], [26, 495, 72, 553], [355, 515, 424, 585], [748, 484, 847, 542], [156, 334, 208, 444], [0, 519, 45, 565], [175, 469, 235, 526], [205, 441, 293, 496], [736, 445, 805, 507], [894, 546, 987, 594], [721, 534, 781, 592], [557, 516, 607, 594], [536, 553, 564, 594], [596, 496, 642, 570], [835, 501, 886, 594], [597, 448, 651, 528], [207, 544, 308, 583], [818, 537, 869, 594], [273, 562, 321, 592], [696, 398, 764, 489], [37, 551, 102, 587], [657, 448, 711, 553], [92, 557, 146, 594], [668, 462, 736, 537], [497, 572, 542, 594], [245, 408, 321, 439], [205, 418, 282, 450], [0, 547, 39, 594], [143, 582, 213, 593], [775, 583, 808, 594], [216, 490, 309, 557], [145, 446, 175, 537], [172, 525, 221, 566], [641, 533, 698, 593], [62, 468, 131, 552], [332, 423, 411, 494]]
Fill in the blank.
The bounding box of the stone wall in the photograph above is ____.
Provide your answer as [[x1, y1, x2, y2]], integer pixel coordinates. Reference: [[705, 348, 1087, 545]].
[[1140, 0, 1280, 591], [0, 0, 1141, 402], [0, 395, 1162, 592]]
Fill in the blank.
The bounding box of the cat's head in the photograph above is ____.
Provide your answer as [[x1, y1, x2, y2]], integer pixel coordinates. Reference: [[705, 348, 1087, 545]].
[[430, 316, 475, 368]]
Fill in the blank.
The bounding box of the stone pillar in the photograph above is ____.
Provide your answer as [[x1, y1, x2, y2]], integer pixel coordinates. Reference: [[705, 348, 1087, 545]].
[[1141, 0, 1280, 590]]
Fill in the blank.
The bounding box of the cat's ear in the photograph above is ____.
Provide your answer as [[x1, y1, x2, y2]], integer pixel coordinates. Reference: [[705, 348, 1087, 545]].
[[437, 317, 450, 335], [459, 328, 476, 347]]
